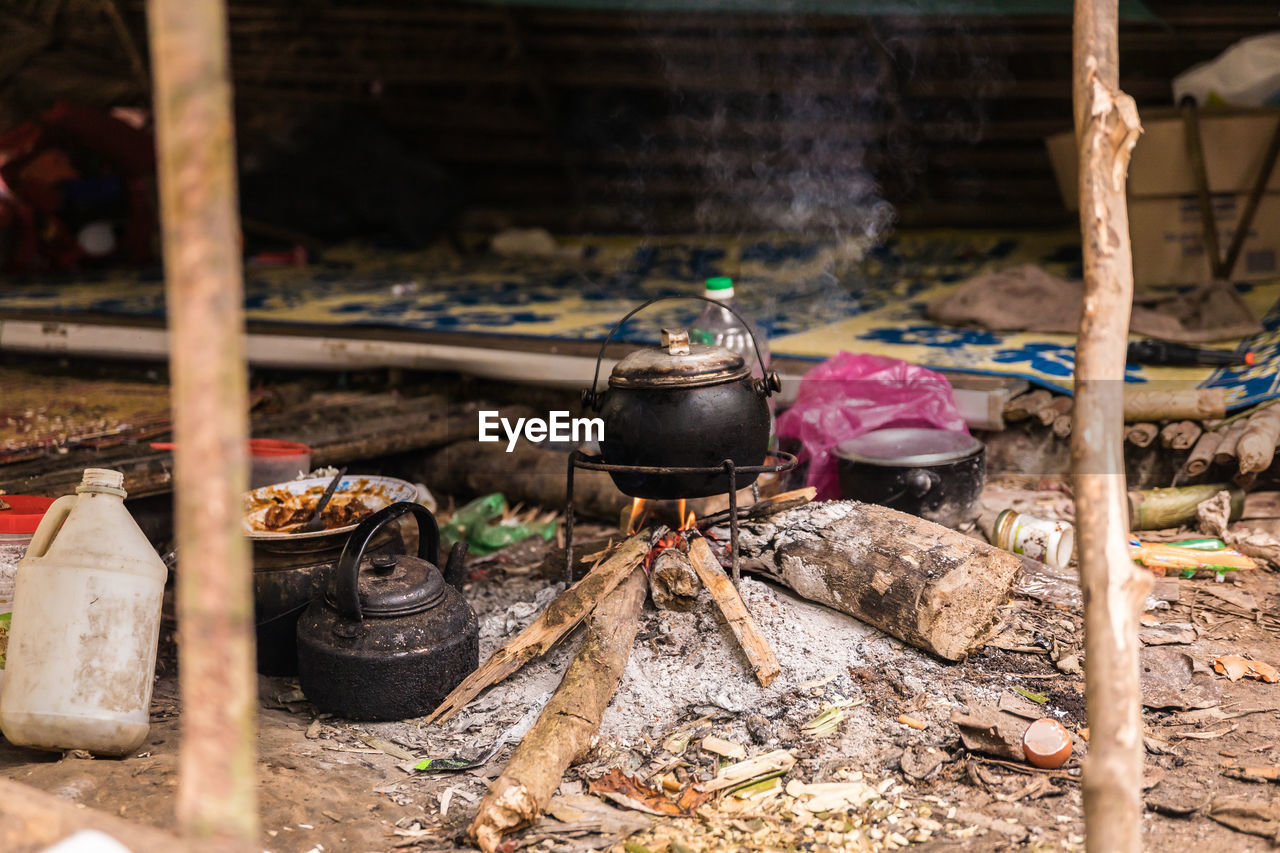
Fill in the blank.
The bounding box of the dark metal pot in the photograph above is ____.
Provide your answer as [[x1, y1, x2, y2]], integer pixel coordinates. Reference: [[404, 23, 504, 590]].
[[296, 502, 478, 721], [834, 428, 986, 528], [583, 298, 779, 499]]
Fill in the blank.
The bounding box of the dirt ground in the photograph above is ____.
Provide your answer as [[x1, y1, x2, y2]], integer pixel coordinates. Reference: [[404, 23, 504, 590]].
[[3, 505, 1280, 853]]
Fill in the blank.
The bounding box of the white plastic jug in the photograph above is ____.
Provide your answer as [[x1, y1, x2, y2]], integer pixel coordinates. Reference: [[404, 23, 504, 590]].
[[0, 469, 166, 756]]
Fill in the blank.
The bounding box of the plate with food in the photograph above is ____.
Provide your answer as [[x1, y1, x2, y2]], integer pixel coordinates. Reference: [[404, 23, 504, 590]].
[[242, 475, 417, 540]]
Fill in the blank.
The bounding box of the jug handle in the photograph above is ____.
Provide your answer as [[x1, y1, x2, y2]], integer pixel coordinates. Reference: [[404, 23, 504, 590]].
[[23, 495, 77, 560], [334, 501, 441, 622]]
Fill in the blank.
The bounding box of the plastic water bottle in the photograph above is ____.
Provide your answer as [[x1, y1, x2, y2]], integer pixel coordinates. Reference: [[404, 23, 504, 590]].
[[691, 276, 770, 378], [692, 277, 775, 448]]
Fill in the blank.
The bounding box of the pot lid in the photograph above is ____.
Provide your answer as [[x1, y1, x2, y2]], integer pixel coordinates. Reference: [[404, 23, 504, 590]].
[[609, 328, 749, 390], [331, 553, 446, 617], [0, 495, 56, 535], [835, 428, 983, 467]]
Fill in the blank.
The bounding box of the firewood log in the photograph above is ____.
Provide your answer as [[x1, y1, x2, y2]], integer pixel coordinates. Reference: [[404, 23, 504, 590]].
[[1185, 429, 1222, 477], [426, 530, 652, 725], [1160, 420, 1202, 451], [731, 501, 1023, 660], [1123, 388, 1226, 422], [424, 439, 629, 522], [468, 568, 648, 853], [1038, 396, 1073, 427], [1126, 423, 1158, 448], [1214, 421, 1248, 468], [687, 535, 779, 687], [1004, 390, 1053, 422], [1236, 408, 1280, 475], [649, 546, 700, 611]]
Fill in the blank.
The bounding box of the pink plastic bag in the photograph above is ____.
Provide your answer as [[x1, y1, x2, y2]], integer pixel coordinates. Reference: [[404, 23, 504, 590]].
[[776, 352, 969, 500]]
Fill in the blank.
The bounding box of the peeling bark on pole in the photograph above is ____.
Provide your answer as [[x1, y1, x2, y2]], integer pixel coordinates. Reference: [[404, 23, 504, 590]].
[[146, 0, 257, 846], [1072, 2, 1150, 851]]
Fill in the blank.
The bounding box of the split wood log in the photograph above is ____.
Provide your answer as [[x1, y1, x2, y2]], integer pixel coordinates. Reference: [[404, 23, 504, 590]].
[[468, 568, 648, 853], [1072, 4, 1148, 848], [1236, 408, 1280, 475], [649, 546, 700, 611], [425, 529, 652, 725], [1214, 421, 1248, 468], [732, 501, 1024, 661], [1160, 420, 1202, 451], [699, 486, 818, 527], [1127, 484, 1244, 531], [425, 439, 629, 522], [1125, 423, 1158, 448], [687, 534, 780, 687], [1123, 387, 1227, 422], [1185, 429, 1223, 476], [1038, 396, 1073, 427], [1003, 389, 1053, 422]]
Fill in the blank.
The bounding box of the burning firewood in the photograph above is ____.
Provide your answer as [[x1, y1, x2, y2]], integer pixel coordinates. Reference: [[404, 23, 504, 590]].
[[424, 529, 654, 725], [468, 568, 648, 853], [732, 501, 1024, 661], [648, 539, 700, 612], [686, 534, 780, 687]]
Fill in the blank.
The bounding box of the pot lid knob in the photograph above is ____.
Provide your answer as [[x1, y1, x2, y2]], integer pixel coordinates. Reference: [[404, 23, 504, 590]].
[[332, 502, 448, 621], [355, 552, 446, 616], [661, 328, 691, 355]]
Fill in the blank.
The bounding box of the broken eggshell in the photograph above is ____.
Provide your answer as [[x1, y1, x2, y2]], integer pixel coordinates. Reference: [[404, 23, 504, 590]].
[[1022, 718, 1073, 769]]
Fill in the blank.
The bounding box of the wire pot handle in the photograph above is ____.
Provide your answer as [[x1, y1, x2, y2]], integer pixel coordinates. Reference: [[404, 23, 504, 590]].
[[583, 295, 778, 409]]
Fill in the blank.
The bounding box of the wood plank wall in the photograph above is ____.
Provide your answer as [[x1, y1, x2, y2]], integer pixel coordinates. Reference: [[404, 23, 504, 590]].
[[126, 2, 1280, 233]]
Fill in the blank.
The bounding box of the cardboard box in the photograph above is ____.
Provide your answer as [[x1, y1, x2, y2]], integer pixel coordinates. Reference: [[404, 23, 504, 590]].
[[1046, 107, 1280, 285]]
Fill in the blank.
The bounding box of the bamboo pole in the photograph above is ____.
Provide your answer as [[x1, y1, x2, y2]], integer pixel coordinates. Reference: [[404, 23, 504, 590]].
[[146, 0, 257, 847], [1072, 2, 1148, 851]]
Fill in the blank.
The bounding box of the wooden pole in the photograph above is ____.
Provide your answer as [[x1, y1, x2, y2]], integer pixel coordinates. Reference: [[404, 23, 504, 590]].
[[1072, 2, 1147, 851], [146, 0, 257, 846]]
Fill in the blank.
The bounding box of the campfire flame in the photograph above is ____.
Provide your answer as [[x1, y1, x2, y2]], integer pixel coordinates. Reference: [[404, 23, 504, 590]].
[[627, 497, 646, 534], [626, 497, 698, 536]]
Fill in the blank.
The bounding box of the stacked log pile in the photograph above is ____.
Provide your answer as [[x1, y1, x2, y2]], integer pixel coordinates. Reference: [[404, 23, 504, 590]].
[[1002, 389, 1280, 486]]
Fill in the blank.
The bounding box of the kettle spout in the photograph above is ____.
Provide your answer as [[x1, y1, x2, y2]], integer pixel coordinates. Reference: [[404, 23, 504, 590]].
[[444, 541, 469, 591]]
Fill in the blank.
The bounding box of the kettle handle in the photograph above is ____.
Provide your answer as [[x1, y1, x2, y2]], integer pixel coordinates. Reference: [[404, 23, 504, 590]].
[[334, 501, 441, 622], [23, 494, 77, 560], [583, 295, 780, 410]]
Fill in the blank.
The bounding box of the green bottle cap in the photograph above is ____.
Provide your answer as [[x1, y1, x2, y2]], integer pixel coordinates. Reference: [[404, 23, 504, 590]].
[[705, 277, 733, 291]]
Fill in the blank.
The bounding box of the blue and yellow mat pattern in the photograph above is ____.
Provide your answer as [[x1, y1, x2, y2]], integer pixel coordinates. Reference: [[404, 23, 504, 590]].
[[3, 230, 1279, 410]]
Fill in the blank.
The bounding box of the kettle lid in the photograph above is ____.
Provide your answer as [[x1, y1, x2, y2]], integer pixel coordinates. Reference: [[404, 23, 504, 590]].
[[609, 328, 748, 390], [330, 552, 446, 617]]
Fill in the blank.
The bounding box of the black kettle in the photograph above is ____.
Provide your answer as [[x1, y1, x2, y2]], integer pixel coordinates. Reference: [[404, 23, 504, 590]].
[[582, 296, 780, 499], [296, 501, 478, 721]]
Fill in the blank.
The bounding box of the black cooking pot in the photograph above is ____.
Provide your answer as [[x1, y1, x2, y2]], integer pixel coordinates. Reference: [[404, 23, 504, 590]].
[[296, 502, 477, 721], [583, 297, 780, 499], [834, 427, 986, 529]]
